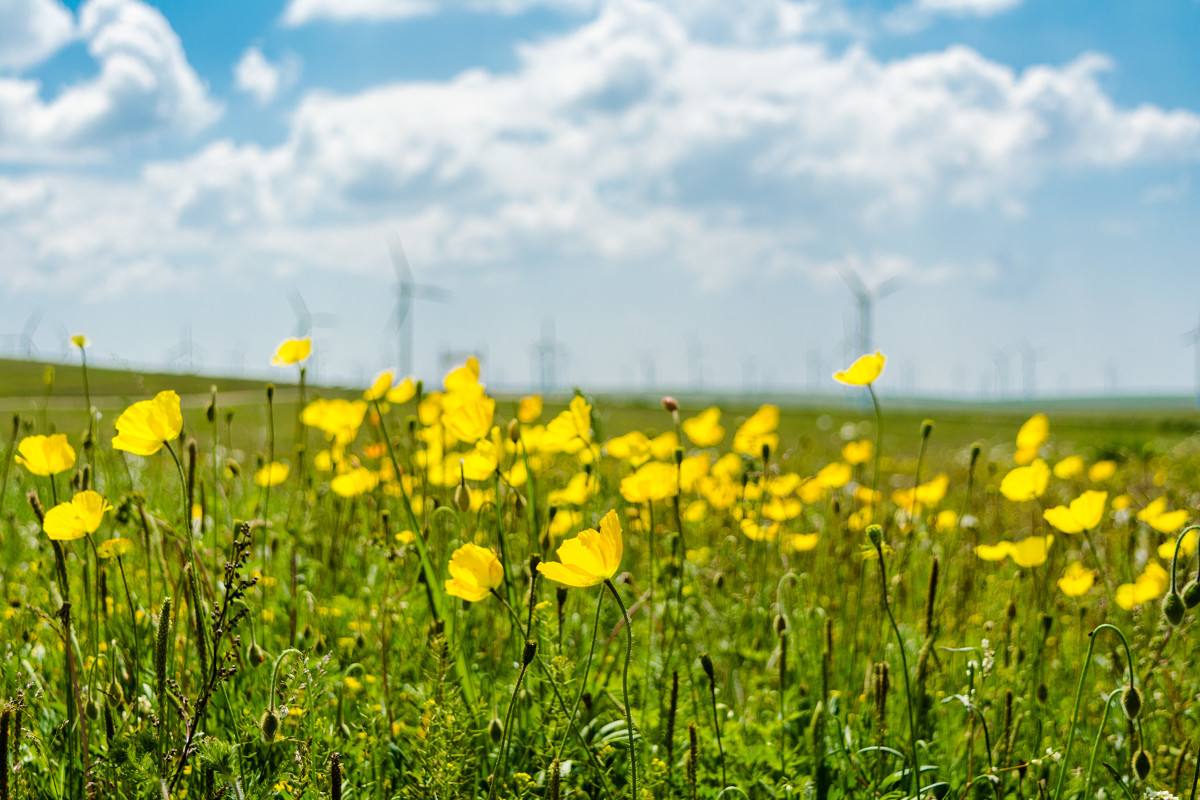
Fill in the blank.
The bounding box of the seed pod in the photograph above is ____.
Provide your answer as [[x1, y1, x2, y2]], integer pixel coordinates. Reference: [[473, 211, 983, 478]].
[[920, 419, 934, 439], [1163, 591, 1185, 626], [1182, 579, 1200, 609], [1132, 749, 1152, 781], [260, 709, 280, 743], [1121, 685, 1143, 720]]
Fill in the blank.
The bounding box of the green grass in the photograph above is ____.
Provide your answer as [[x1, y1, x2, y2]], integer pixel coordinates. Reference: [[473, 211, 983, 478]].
[[0, 359, 1198, 799]]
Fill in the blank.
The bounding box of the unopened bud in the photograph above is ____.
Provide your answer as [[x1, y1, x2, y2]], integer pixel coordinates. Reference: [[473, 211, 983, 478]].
[[866, 524, 883, 548], [508, 418, 520, 443], [1182, 579, 1200, 609], [522, 640, 537, 665], [1121, 685, 1142, 720], [488, 717, 504, 743], [1163, 591, 1185, 626], [921, 419, 934, 439], [661, 396, 678, 413], [260, 709, 280, 743], [1132, 749, 1152, 781], [454, 482, 471, 512], [700, 653, 715, 682]]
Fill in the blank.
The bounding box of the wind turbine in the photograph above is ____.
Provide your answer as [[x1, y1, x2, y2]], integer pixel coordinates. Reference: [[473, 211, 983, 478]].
[[1018, 341, 1044, 400], [4, 311, 44, 358], [387, 238, 450, 377], [839, 266, 901, 355], [532, 318, 566, 394], [1185, 318, 1200, 406], [288, 291, 336, 338]]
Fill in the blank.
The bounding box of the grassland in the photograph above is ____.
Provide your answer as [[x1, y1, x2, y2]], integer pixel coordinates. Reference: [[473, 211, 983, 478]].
[[1, 354, 1199, 800]]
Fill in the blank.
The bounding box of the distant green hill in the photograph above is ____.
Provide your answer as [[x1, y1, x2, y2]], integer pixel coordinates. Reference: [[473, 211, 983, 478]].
[[0, 357, 284, 400]]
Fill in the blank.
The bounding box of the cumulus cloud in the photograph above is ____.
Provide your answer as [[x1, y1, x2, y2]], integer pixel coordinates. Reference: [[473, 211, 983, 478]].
[[0, 0, 219, 162], [234, 47, 298, 105], [0, 0, 74, 70], [886, 0, 1021, 34], [3, 0, 1199, 296]]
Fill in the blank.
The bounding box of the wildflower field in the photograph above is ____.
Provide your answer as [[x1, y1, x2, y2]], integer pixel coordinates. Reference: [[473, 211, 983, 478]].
[[2, 341, 1200, 800]]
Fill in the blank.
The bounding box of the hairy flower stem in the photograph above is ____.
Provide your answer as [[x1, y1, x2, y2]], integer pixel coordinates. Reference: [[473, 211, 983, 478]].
[[554, 589, 604, 762], [870, 531, 920, 799], [606, 579, 638, 799], [1052, 623, 1137, 800], [1082, 688, 1122, 798]]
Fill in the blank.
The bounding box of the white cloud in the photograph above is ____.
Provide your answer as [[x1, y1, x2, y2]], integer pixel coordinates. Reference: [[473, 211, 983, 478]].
[[0, 0, 219, 162], [282, 0, 593, 26], [234, 47, 298, 105], [914, 0, 1020, 16], [0, 0, 74, 70], [4, 0, 1199, 297]]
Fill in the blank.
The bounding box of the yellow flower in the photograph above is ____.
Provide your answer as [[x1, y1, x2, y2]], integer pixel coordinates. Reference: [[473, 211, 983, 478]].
[[974, 542, 1011, 562], [733, 404, 779, 456], [1008, 534, 1053, 568], [545, 395, 592, 448], [740, 517, 779, 542], [606, 431, 652, 466], [112, 390, 183, 456], [444, 543, 503, 602], [537, 509, 623, 588], [303, 398, 367, 444], [1137, 497, 1189, 533], [386, 377, 417, 404], [1115, 562, 1169, 610], [1053, 455, 1084, 480], [96, 536, 134, 559], [1042, 490, 1107, 534], [15, 433, 76, 476], [649, 431, 678, 461], [816, 462, 851, 490], [833, 351, 886, 386], [682, 407, 724, 448], [842, 439, 873, 466], [255, 461, 290, 487], [331, 467, 378, 498], [548, 473, 595, 507], [272, 337, 312, 366], [934, 509, 958, 532], [999, 459, 1049, 502], [1057, 561, 1096, 597], [461, 427, 504, 481], [1088, 460, 1117, 482], [619, 461, 677, 504], [782, 533, 819, 553], [892, 473, 949, 510], [517, 395, 543, 423], [1158, 528, 1199, 560], [70, 333, 90, 350], [363, 370, 395, 402], [1014, 413, 1048, 465], [442, 393, 496, 444], [444, 356, 483, 396], [43, 490, 112, 541]]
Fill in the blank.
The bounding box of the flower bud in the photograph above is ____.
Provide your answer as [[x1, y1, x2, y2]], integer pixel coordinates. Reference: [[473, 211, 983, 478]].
[[454, 482, 471, 513], [1182, 579, 1200, 609], [866, 524, 883, 548], [920, 419, 934, 439], [661, 396, 678, 413], [508, 418, 520, 443], [249, 642, 267, 666], [260, 709, 280, 743], [1162, 591, 1185, 626], [700, 653, 715, 682], [522, 640, 537, 665], [488, 717, 504, 743], [1121, 685, 1142, 720], [1132, 749, 1152, 781]]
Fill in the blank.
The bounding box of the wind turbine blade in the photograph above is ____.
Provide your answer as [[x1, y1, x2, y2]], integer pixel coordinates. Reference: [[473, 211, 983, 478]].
[[388, 235, 413, 285], [838, 266, 868, 299], [874, 277, 902, 299]]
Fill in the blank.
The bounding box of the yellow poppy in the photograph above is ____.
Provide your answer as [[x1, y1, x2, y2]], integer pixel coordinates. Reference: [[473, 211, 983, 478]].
[[1014, 413, 1048, 465], [606, 431, 652, 466], [1008, 535, 1053, 568], [682, 407, 725, 447], [1057, 561, 1096, 597], [842, 439, 873, 465], [1053, 455, 1084, 480], [255, 461, 290, 487], [934, 509, 958, 532], [444, 543, 503, 602], [517, 395, 543, 423], [442, 393, 496, 444], [363, 370, 395, 402], [96, 536, 134, 559], [1088, 460, 1117, 482], [816, 462, 852, 490], [1115, 562, 1169, 610], [444, 356, 483, 396], [15, 434, 76, 476], [386, 377, 417, 404], [782, 533, 819, 553], [537, 509, 623, 588], [112, 391, 183, 456], [70, 333, 90, 350], [620, 461, 677, 504], [833, 351, 886, 386], [1042, 490, 1107, 534], [1137, 497, 1189, 534], [974, 542, 1011, 562], [272, 337, 312, 366], [331, 467, 378, 498], [999, 459, 1049, 502], [733, 404, 779, 456], [43, 490, 112, 541], [548, 473, 595, 507], [1158, 528, 1199, 560]]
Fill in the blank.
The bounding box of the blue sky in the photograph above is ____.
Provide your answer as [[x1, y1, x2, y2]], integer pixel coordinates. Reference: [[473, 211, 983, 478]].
[[1, 0, 1198, 397]]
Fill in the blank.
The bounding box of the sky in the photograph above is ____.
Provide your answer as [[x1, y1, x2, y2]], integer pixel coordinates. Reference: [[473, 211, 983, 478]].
[[0, 0, 1198, 397]]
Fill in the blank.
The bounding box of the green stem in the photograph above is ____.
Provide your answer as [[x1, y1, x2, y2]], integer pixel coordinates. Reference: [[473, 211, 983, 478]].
[[1082, 689, 1122, 799], [606, 579, 638, 799], [555, 588, 604, 762]]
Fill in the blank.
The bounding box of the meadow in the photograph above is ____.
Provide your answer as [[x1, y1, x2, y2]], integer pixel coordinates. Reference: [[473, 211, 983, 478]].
[[1, 340, 1198, 800]]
